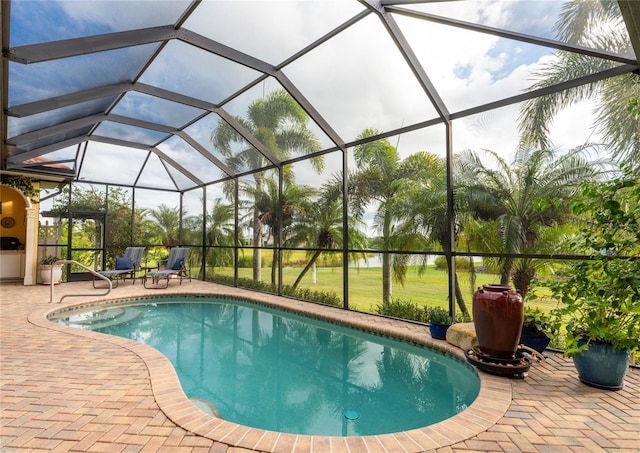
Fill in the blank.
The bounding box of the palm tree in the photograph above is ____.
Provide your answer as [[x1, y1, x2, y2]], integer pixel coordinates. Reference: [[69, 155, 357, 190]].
[[511, 223, 575, 298], [206, 197, 236, 271], [393, 152, 470, 315], [243, 175, 317, 286], [207, 198, 235, 247], [289, 190, 368, 290], [211, 89, 323, 282], [149, 204, 181, 247], [461, 218, 507, 282], [519, 0, 639, 174], [456, 145, 606, 295], [350, 128, 432, 304]]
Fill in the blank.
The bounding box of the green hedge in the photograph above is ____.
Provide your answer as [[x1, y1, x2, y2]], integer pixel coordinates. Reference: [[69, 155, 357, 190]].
[[376, 299, 471, 323], [433, 256, 474, 271], [209, 274, 342, 307]]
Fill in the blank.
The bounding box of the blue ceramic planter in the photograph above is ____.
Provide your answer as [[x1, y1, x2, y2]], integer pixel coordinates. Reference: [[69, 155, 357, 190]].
[[519, 326, 551, 354], [429, 323, 450, 340], [573, 341, 630, 390]]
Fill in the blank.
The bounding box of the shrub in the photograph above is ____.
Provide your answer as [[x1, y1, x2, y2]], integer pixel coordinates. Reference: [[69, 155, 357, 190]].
[[281, 285, 342, 307], [522, 305, 558, 339], [236, 255, 254, 268], [425, 306, 452, 325], [547, 175, 640, 357], [209, 275, 342, 307], [376, 299, 428, 323], [377, 299, 471, 324], [434, 256, 474, 271]]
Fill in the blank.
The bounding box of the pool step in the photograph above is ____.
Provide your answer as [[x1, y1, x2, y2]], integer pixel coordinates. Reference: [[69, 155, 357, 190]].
[[190, 398, 223, 418], [56, 307, 142, 330]]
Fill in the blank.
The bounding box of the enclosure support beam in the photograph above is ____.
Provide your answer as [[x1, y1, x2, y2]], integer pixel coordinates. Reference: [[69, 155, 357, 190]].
[[445, 122, 457, 322]]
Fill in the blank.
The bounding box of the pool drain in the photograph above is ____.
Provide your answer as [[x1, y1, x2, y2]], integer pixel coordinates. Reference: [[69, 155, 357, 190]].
[[343, 409, 360, 420]]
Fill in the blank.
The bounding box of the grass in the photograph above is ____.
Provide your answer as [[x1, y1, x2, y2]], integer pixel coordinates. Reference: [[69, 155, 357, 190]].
[[206, 256, 566, 348], [212, 261, 559, 314]]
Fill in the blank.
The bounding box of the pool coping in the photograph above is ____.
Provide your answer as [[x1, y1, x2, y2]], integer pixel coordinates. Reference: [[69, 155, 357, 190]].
[[30, 289, 513, 453]]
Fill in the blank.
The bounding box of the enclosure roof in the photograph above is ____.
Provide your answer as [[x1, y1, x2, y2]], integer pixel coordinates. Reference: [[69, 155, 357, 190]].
[[2, 1, 639, 191]]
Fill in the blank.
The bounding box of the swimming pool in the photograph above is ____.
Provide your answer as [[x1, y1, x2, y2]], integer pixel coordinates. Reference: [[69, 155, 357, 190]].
[[52, 295, 480, 437]]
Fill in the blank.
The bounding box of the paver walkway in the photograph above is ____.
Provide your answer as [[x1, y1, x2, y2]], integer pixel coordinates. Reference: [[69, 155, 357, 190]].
[[1, 280, 638, 452]]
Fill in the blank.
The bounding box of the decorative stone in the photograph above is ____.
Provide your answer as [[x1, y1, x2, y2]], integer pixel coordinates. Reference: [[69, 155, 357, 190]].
[[446, 322, 478, 351]]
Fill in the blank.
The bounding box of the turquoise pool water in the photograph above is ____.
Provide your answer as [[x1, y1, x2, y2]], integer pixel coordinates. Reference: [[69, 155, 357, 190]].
[[54, 296, 480, 436]]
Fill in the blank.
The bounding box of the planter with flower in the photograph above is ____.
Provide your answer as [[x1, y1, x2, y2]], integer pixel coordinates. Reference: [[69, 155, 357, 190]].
[[548, 175, 640, 390], [39, 256, 63, 285]]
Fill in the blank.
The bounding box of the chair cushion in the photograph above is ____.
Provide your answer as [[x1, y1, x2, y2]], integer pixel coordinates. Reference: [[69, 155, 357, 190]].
[[115, 256, 133, 270], [171, 258, 184, 270]]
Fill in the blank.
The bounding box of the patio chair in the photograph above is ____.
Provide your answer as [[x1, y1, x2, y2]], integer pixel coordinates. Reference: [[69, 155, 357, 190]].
[[143, 247, 191, 289], [93, 246, 145, 288]]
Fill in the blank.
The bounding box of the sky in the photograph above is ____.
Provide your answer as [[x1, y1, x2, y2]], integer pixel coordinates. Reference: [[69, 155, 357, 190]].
[[9, 0, 624, 219]]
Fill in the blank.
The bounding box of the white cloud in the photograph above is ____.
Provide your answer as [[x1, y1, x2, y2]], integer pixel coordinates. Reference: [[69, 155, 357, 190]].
[[183, 1, 364, 65], [60, 0, 191, 31], [23, 1, 612, 191]]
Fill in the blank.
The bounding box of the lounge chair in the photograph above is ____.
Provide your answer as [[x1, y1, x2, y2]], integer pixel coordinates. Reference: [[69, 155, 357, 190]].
[[143, 247, 191, 289], [93, 246, 145, 288]]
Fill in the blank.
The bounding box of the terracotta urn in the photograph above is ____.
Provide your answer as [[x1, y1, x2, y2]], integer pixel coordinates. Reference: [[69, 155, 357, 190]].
[[472, 284, 523, 359]]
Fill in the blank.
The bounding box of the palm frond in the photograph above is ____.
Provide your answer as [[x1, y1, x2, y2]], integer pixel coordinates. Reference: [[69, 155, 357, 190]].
[[500, 213, 525, 254], [521, 0, 634, 160], [519, 52, 616, 148], [596, 74, 640, 173]]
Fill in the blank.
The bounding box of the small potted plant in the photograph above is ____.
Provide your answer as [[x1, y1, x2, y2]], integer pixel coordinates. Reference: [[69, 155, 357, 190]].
[[425, 306, 453, 340], [519, 306, 557, 354], [548, 175, 640, 390], [39, 256, 63, 285]]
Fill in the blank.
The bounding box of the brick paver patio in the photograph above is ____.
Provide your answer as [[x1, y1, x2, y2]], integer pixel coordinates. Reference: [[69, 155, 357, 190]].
[[1, 280, 638, 452]]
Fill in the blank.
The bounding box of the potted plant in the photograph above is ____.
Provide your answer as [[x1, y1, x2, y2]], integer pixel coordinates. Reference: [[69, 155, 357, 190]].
[[548, 175, 640, 390], [39, 256, 63, 285], [519, 306, 557, 354], [425, 306, 453, 340]]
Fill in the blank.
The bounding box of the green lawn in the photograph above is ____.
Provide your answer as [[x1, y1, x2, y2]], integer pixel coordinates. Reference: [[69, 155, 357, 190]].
[[218, 262, 559, 314]]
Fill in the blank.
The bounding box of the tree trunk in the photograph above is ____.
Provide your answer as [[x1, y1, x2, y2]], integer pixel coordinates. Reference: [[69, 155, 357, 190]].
[[466, 241, 476, 299], [382, 253, 393, 304], [270, 246, 277, 286], [512, 261, 536, 298], [500, 257, 512, 286], [382, 213, 392, 304], [440, 236, 469, 316], [454, 272, 469, 316], [252, 175, 264, 282], [293, 249, 323, 289], [252, 206, 261, 282]]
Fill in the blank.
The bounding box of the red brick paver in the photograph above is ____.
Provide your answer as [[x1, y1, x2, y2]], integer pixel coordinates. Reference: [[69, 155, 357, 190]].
[[1, 281, 638, 452]]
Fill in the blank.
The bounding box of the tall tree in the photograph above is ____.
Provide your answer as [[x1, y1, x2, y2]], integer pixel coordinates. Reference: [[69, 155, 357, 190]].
[[245, 176, 316, 286], [510, 223, 574, 298], [519, 0, 640, 174], [289, 188, 368, 290], [211, 89, 323, 282], [206, 197, 235, 247], [206, 197, 236, 271], [393, 152, 470, 315], [149, 204, 181, 247], [350, 128, 429, 304], [456, 145, 606, 295]]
